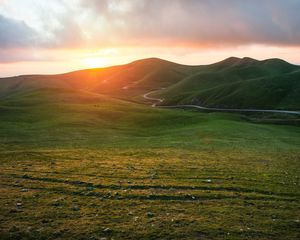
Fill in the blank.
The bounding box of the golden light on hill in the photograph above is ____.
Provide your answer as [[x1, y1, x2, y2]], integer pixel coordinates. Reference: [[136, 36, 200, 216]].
[[82, 57, 108, 68]]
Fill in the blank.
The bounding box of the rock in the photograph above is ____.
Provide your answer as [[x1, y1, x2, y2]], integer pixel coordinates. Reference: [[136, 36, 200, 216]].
[[103, 227, 112, 233], [20, 188, 28, 192], [16, 202, 22, 207]]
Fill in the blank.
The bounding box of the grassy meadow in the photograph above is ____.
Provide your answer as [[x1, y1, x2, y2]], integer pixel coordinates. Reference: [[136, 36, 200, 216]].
[[0, 88, 299, 239]]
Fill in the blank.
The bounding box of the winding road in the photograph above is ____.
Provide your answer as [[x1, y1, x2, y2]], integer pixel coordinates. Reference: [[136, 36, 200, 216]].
[[143, 90, 300, 116]]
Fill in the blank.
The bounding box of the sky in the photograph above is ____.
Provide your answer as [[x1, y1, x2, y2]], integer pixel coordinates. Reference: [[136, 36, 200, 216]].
[[0, 0, 300, 77]]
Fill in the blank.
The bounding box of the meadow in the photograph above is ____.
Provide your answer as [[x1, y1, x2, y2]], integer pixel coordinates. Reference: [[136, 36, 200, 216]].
[[0, 88, 299, 239]]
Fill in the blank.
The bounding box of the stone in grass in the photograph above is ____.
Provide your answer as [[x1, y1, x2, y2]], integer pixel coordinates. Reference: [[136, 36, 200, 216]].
[[20, 188, 28, 192], [102, 227, 112, 233], [146, 212, 155, 218]]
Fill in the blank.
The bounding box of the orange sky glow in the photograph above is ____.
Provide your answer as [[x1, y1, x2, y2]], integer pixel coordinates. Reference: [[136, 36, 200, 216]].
[[0, 0, 300, 77]]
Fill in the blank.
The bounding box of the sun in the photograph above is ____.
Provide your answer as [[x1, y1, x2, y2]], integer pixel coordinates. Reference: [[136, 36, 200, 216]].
[[82, 57, 108, 68]]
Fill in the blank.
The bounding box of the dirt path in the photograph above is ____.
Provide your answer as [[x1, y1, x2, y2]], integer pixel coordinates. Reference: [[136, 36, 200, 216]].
[[143, 90, 300, 116]]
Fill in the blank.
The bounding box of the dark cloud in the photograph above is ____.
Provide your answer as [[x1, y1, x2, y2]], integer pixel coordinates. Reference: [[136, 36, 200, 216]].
[[1, 0, 300, 52], [0, 14, 39, 48], [79, 0, 300, 47]]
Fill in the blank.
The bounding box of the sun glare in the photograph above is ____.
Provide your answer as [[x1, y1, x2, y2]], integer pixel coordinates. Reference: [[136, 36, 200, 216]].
[[82, 57, 108, 68]]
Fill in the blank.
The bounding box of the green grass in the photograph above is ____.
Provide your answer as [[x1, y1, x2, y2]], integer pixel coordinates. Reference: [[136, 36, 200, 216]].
[[1, 57, 299, 110], [0, 88, 299, 239], [153, 58, 300, 109]]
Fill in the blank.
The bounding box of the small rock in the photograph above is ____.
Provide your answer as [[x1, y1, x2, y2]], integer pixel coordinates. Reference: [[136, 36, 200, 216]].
[[16, 202, 22, 207], [103, 227, 111, 233], [20, 188, 28, 192], [206, 179, 212, 183]]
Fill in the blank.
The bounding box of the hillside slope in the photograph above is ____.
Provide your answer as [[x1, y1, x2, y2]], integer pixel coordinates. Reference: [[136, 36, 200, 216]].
[[0, 58, 201, 100], [0, 57, 299, 109], [153, 57, 300, 110]]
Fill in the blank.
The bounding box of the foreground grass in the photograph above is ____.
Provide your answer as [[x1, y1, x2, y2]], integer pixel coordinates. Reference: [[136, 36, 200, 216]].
[[1, 148, 299, 240], [0, 89, 299, 239]]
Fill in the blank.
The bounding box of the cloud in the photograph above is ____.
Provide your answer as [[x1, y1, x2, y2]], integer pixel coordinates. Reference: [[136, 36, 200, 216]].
[[1, 0, 300, 64], [0, 14, 39, 48], [79, 0, 300, 47]]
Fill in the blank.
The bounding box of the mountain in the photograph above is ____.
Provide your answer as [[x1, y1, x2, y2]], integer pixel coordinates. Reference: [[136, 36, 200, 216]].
[[0, 57, 299, 110]]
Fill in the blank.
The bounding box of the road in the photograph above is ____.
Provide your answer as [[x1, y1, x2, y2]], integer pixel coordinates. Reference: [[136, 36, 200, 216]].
[[143, 90, 300, 116], [143, 92, 164, 107]]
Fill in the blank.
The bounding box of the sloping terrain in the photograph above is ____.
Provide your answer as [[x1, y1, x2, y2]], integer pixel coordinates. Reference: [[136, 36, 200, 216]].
[[0, 60, 299, 239], [1, 57, 299, 109], [0, 58, 201, 101], [0, 86, 299, 239], [153, 58, 300, 110]]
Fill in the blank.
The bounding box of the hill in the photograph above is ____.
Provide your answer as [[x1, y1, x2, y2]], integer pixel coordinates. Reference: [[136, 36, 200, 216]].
[[153, 57, 300, 110], [0, 57, 299, 109], [0, 58, 201, 100], [0, 79, 300, 240], [0, 59, 300, 239]]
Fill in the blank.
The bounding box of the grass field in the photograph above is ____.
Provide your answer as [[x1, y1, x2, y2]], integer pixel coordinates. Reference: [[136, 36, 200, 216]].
[[0, 89, 299, 239]]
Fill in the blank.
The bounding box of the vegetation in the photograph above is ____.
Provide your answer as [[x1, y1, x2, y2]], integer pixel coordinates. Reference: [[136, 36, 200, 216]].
[[152, 57, 300, 110], [0, 88, 299, 239], [1, 57, 299, 109]]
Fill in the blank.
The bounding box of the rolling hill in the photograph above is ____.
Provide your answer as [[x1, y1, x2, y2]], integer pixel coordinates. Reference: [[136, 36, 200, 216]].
[[0, 59, 300, 239], [0, 57, 299, 110], [153, 57, 300, 110]]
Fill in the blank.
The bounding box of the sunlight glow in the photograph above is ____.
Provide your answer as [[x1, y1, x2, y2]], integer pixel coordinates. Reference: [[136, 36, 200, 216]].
[[82, 57, 108, 68]]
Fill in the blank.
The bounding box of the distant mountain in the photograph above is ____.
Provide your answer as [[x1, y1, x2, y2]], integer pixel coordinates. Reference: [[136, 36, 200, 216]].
[[0, 57, 299, 110]]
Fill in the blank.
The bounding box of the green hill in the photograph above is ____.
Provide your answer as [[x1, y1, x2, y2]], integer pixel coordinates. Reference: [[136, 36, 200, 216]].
[[0, 58, 200, 100], [0, 57, 299, 109], [153, 57, 300, 110], [0, 60, 300, 239]]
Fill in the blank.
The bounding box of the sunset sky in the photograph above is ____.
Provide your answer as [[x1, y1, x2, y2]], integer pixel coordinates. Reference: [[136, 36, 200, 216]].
[[1, 0, 300, 77]]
